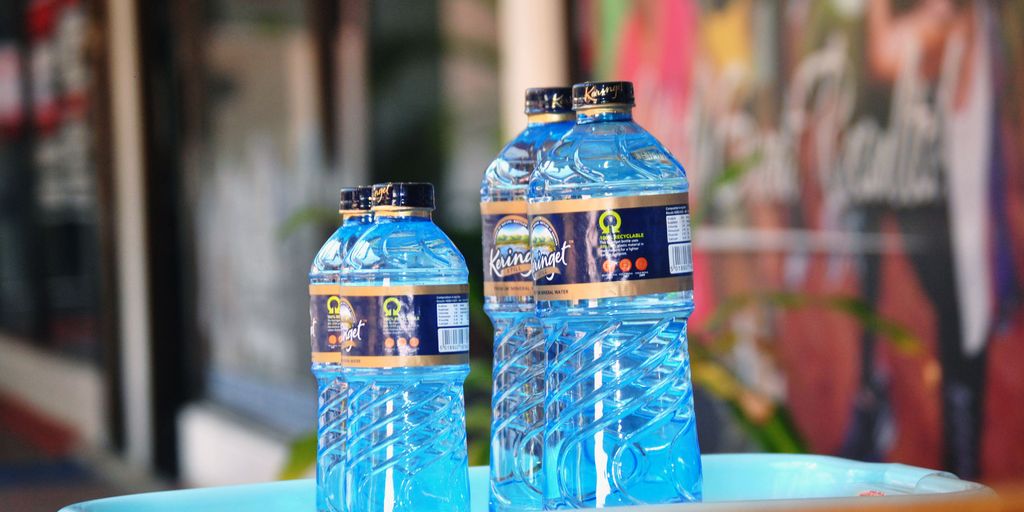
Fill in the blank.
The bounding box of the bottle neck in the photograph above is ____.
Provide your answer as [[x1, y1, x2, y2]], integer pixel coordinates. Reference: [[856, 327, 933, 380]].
[[575, 105, 633, 124], [526, 112, 574, 126], [372, 206, 433, 221], [340, 210, 373, 224]]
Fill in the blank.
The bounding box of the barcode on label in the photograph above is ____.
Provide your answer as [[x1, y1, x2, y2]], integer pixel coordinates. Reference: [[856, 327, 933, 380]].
[[669, 243, 693, 274], [438, 327, 470, 353]]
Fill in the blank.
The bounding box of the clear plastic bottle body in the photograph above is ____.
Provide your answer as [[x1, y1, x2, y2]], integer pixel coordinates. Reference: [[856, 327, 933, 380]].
[[340, 212, 470, 512], [310, 212, 374, 512], [482, 117, 574, 512], [529, 109, 702, 508]]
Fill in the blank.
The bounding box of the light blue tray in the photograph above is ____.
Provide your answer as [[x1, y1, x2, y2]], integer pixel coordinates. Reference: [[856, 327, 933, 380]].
[[60, 454, 991, 511]]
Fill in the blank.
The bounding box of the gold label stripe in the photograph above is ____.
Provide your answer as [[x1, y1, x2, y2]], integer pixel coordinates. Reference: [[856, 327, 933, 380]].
[[496, 263, 532, 277], [484, 281, 533, 297], [373, 207, 432, 218], [340, 211, 370, 220], [308, 283, 468, 296], [576, 104, 633, 115], [528, 192, 688, 215], [535, 275, 693, 301], [309, 284, 339, 296], [313, 352, 469, 367], [312, 352, 341, 363], [480, 200, 527, 215], [525, 113, 574, 124]]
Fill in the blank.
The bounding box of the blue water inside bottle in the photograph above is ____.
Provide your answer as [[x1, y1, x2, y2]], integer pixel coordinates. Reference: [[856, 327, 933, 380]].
[[482, 108, 573, 512], [340, 183, 470, 512], [529, 85, 702, 508], [310, 204, 374, 512]]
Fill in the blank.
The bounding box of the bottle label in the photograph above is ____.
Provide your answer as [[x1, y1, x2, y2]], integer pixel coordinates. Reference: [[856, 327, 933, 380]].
[[530, 192, 693, 301], [481, 200, 532, 297], [310, 285, 342, 357], [310, 283, 470, 367]]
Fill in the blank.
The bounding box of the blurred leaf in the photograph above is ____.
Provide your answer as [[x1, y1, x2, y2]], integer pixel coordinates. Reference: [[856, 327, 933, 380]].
[[442, 36, 499, 68], [821, 296, 920, 355], [690, 289, 922, 454], [726, 401, 807, 454], [278, 206, 338, 241], [468, 434, 490, 467], [705, 292, 922, 355], [692, 152, 762, 227], [690, 345, 742, 401], [466, 358, 494, 394], [761, 406, 806, 453], [466, 402, 492, 466], [279, 433, 317, 480], [692, 340, 806, 452]]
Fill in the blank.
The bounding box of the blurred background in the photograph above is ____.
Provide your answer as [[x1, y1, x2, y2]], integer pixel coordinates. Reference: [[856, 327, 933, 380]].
[[0, 0, 1022, 509]]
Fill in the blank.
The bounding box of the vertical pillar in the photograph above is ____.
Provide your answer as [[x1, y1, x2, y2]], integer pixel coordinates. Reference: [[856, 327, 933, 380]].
[[106, 0, 152, 469], [497, 0, 570, 138]]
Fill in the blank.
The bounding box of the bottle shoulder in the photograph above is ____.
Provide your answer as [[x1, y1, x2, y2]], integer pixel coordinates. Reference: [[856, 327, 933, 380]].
[[529, 120, 689, 198], [481, 122, 574, 200], [310, 222, 372, 276], [343, 220, 468, 283]]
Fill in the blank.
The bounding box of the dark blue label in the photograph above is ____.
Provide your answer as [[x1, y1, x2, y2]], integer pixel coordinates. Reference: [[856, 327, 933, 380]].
[[310, 286, 343, 356], [481, 200, 533, 298], [529, 193, 693, 300], [311, 284, 469, 367]]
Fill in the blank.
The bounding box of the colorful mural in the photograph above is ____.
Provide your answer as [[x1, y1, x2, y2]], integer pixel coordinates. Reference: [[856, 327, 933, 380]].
[[576, 0, 1024, 481]]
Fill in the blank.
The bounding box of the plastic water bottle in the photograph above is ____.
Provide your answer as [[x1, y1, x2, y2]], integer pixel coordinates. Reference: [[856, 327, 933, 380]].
[[340, 183, 471, 512], [529, 81, 702, 508], [481, 87, 573, 512], [309, 186, 374, 512]]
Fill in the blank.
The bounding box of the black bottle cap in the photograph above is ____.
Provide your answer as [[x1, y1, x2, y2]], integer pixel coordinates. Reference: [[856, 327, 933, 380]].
[[371, 182, 435, 209], [339, 186, 372, 211], [572, 81, 635, 109], [524, 87, 573, 115]]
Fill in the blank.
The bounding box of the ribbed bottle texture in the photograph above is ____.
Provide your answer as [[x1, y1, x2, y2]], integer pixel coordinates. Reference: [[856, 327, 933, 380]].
[[315, 372, 347, 512], [341, 182, 470, 512], [530, 83, 702, 508], [344, 370, 469, 511], [482, 98, 574, 512], [543, 307, 700, 508], [310, 189, 373, 512], [488, 312, 545, 510]]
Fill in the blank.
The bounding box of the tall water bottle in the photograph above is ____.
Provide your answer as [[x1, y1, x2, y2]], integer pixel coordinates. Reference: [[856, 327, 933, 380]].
[[309, 186, 374, 512], [340, 183, 471, 512], [529, 82, 702, 508], [482, 87, 573, 512]]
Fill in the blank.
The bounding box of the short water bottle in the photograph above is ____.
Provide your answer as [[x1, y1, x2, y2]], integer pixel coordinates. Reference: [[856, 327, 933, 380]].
[[341, 182, 471, 512], [309, 186, 374, 512], [529, 82, 702, 508], [481, 87, 573, 512]]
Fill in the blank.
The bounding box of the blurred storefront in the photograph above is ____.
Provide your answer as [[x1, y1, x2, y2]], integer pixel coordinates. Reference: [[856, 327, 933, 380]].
[[0, 0, 115, 454], [0, 0, 548, 487], [572, 0, 1024, 482]]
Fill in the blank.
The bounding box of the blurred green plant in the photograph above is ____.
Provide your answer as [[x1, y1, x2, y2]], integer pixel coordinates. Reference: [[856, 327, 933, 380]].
[[690, 151, 761, 227], [689, 291, 922, 454], [278, 206, 338, 241], [686, 151, 920, 453], [280, 433, 317, 480]]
